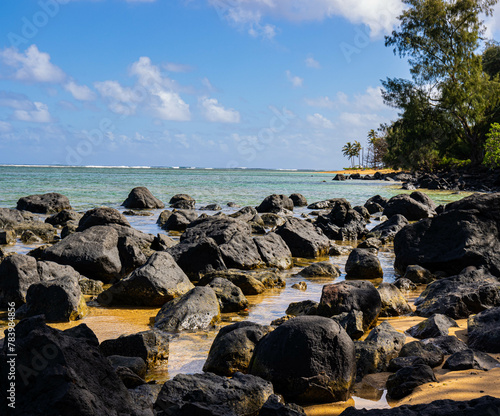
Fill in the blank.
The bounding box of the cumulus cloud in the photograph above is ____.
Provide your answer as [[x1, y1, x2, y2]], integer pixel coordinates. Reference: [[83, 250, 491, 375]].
[[64, 80, 96, 101], [305, 56, 321, 68], [207, 0, 403, 38], [307, 113, 334, 129], [305, 87, 384, 111], [14, 102, 52, 123], [286, 70, 303, 87], [95, 57, 191, 121], [200, 97, 240, 123], [0, 45, 66, 83], [163, 62, 193, 73]]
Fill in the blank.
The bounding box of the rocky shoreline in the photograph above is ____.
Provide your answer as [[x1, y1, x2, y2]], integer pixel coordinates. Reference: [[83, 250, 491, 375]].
[[333, 167, 500, 193], [0, 188, 499, 415]]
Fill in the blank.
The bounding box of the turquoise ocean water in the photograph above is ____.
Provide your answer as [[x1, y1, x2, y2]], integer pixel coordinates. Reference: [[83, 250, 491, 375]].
[[0, 165, 465, 211]]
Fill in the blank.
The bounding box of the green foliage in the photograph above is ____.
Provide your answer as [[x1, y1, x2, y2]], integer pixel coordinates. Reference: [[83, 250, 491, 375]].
[[382, 0, 500, 168], [342, 141, 362, 167], [483, 42, 500, 79], [484, 122, 500, 167]]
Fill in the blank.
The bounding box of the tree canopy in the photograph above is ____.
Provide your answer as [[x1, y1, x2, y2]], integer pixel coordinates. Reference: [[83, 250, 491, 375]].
[[381, 0, 500, 169]]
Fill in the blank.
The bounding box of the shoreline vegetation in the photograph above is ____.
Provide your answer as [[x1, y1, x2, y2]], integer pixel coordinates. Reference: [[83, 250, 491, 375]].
[[0, 184, 499, 415]]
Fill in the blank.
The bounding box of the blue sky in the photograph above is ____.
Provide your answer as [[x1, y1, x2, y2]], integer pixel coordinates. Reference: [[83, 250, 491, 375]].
[[0, 0, 499, 169]]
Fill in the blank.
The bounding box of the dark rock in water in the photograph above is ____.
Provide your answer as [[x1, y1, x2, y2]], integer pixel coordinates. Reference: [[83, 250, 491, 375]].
[[388, 356, 425, 372], [275, 217, 330, 258], [308, 198, 350, 210], [12, 221, 56, 242], [333, 173, 347, 181], [169, 194, 195, 209], [203, 321, 272, 376], [154, 372, 274, 416], [258, 394, 306, 416], [129, 384, 162, 416], [353, 206, 371, 221], [320, 281, 381, 331], [315, 199, 367, 241], [394, 193, 500, 275], [398, 340, 444, 368], [468, 306, 500, 353], [208, 277, 248, 312], [161, 209, 198, 232], [407, 314, 458, 339], [357, 237, 382, 250], [421, 336, 467, 355], [260, 213, 287, 229], [393, 278, 417, 291], [367, 214, 409, 243], [100, 329, 169, 369], [78, 277, 104, 295], [0, 316, 143, 416], [122, 186, 165, 209], [154, 286, 221, 332], [332, 310, 365, 340], [200, 203, 222, 211], [292, 281, 307, 291], [97, 252, 194, 307], [403, 265, 434, 284], [77, 207, 130, 231], [115, 366, 147, 388], [220, 233, 264, 270], [61, 221, 78, 238], [257, 194, 294, 213], [290, 193, 308, 207], [42, 224, 153, 283], [354, 321, 406, 380], [443, 349, 500, 371], [0, 253, 39, 307], [0, 207, 31, 228], [364, 195, 388, 214], [386, 364, 437, 400], [17, 192, 72, 214], [123, 210, 154, 216], [286, 300, 319, 317], [339, 395, 500, 416], [249, 316, 356, 403], [377, 283, 412, 317], [45, 209, 83, 227], [414, 268, 500, 319], [156, 210, 173, 228], [182, 216, 251, 245], [227, 201, 240, 208], [383, 191, 436, 221], [20, 229, 42, 244], [254, 233, 293, 270], [168, 237, 227, 279], [151, 233, 176, 251], [299, 261, 341, 278], [345, 249, 383, 280], [230, 206, 258, 222], [201, 269, 285, 295], [21, 276, 88, 322], [108, 355, 147, 378], [0, 229, 16, 245]]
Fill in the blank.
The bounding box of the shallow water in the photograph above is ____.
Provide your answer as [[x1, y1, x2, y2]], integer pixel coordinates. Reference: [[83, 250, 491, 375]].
[[0, 166, 471, 410]]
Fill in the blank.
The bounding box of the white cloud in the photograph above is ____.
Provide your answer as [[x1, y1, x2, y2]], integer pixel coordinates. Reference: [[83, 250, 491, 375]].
[[305, 56, 321, 68], [286, 70, 303, 87], [14, 102, 52, 123], [200, 97, 240, 123], [163, 62, 193, 73], [305, 96, 334, 108], [0, 121, 12, 133], [307, 113, 335, 129], [340, 112, 379, 126], [64, 80, 96, 101], [0, 45, 66, 83], [207, 0, 403, 38], [94, 57, 191, 121], [94, 80, 138, 115]]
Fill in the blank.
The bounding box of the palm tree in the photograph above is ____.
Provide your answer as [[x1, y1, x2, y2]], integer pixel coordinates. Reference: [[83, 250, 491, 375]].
[[352, 141, 362, 167], [342, 142, 355, 167]]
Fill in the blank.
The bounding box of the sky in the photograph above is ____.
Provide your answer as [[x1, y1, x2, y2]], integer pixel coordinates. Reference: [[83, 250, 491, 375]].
[[0, 0, 499, 170]]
